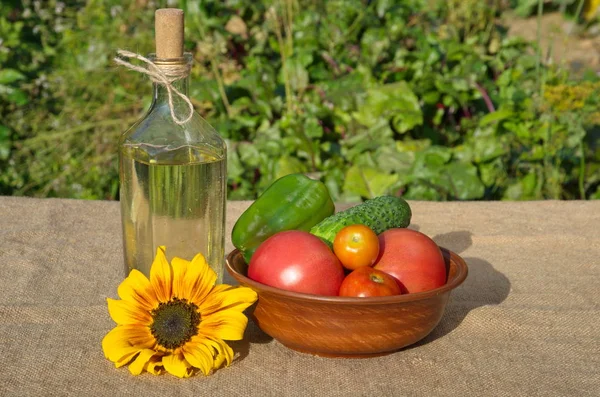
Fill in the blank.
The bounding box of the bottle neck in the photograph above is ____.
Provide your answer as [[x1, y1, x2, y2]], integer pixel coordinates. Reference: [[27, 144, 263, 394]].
[[148, 56, 194, 123], [153, 75, 190, 103]]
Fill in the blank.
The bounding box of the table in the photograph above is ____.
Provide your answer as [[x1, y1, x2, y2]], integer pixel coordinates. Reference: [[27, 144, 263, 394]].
[[1, 196, 598, 396]]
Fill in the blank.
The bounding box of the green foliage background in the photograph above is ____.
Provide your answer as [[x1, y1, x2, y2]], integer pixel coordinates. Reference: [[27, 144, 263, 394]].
[[1, 0, 599, 202]]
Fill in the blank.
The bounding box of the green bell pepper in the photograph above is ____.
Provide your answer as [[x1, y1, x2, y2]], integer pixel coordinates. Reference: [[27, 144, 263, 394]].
[[231, 173, 335, 263]]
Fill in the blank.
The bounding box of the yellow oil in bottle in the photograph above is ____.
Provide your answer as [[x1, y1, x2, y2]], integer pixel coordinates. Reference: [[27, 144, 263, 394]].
[[119, 144, 226, 281]]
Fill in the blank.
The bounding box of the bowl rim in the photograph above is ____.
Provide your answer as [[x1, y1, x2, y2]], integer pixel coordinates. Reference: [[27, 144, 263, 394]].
[[225, 247, 468, 305]]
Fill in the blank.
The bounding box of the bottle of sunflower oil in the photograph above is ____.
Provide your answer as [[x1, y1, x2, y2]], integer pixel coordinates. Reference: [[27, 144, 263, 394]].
[[118, 9, 226, 282]]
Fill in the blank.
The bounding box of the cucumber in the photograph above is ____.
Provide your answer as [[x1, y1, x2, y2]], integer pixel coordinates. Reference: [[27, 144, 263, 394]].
[[309, 195, 411, 246]]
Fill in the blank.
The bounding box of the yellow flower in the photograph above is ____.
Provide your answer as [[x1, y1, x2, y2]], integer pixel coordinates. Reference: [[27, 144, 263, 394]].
[[102, 246, 257, 378]]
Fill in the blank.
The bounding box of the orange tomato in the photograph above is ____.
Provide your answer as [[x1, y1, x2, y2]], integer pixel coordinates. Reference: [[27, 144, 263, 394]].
[[333, 224, 380, 270]]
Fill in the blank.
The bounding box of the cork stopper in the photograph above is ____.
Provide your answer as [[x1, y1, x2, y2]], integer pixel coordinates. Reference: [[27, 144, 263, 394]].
[[155, 9, 184, 59]]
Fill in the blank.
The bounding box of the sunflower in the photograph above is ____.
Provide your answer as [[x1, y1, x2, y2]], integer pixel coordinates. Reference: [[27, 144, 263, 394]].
[[102, 246, 257, 378]]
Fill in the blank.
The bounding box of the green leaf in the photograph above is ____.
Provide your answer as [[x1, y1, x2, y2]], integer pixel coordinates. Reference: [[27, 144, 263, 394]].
[[504, 121, 534, 142], [375, 146, 414, 174], [0, 125, 10, 161], [396, 139, 431, 153], [190, 80, 220, 103], [472, 136, 505, 163], [443, 163, 485, 200], [503, 173, 539, 200], [423, 91, 440, 104], [275, 156, 307, 179], [303, 117, 323, 139], [433, 108, 444, 126], [237, 142, 261, 167], [0, 69, 25, 85], [0, 85, 28, 105], [452, 78, 469, 91], [282, 58, 309, 93], [324, 168, 343, 202], [479, 158, 506, 187], [513, 0, 539, 17], [360, 28, 390, 66], [479, 108, 514, 127], [404, 183, 444, 201], [565, 124, 586, 147], [376, 0, 394, 18], [519, 145, 545, 161], [343, 165, 399, 199], [353, 81, 422, 133], [319, 72, 366, 110], [353, 152, 378, 168], [226, 142, 244, 179], [452, 144, 474, 163], [422, 146, 452, 167]]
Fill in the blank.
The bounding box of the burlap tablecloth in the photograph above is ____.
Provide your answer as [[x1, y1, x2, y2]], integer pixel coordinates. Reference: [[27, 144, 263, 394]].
[[0, 196, 598, 396]]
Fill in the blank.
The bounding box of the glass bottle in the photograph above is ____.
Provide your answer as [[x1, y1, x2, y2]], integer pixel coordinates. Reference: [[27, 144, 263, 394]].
[[118, 10, 227, 282]]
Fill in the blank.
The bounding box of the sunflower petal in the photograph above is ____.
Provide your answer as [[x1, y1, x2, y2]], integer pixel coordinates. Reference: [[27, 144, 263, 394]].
[[150, 246, 172, 302], [102, 327, 141, 365], [128, 348, 159, 376], [104, 343, 139, 368], [199, 310, 249, 341], [209, 284, 231, 294], [115, 350, 141, 368], [145, 355, 165, 375], [199, 286, 257, 316], [182, 342, 214, 376], [163, 352, 192, 378], [171, 257, 190, 299], [118, 269, 158, 311], [107, 298, 152, 325], [186, 253, 217, 305], [102, 325, 155, 365], [204, 337, 234, 369]]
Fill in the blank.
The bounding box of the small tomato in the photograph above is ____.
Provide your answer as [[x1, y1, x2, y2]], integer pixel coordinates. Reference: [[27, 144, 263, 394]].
[[339, 267, 402, 297], [333, 224, 380, 270]]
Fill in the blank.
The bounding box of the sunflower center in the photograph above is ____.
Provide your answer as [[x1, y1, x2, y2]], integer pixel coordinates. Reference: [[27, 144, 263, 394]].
[[150, 297, 200, 350]]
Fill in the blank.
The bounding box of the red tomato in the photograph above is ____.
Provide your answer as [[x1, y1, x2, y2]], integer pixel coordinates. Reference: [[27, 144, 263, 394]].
[[248, 230, 345, 296], [333, 224, 380, 270], [339, 267, 401, 297], [374, 228, 446, 294]]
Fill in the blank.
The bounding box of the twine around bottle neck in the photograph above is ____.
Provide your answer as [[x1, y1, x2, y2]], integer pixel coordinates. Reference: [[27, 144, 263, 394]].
[[114, 49, 194, 125]]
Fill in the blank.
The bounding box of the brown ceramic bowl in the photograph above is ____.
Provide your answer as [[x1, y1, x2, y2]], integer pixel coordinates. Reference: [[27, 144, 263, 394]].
[[226, 247, 468, 358]]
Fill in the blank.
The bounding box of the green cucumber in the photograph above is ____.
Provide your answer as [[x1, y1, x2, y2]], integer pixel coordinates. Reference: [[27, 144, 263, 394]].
[[309, 195, 411, 246]]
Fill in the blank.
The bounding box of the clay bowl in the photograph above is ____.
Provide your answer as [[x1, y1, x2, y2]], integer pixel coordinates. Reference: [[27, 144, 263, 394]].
[[226, 247, 468, 358]]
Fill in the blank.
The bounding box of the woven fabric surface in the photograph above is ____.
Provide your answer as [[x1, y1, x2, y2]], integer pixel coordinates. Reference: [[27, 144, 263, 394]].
[[0, 196, 598, 396]]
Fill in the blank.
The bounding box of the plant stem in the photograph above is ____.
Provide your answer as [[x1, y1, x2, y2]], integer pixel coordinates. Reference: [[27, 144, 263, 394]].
[[559, 1, 587, 68], [543, 120, 560, 199], [483, 4, 496, 46], [559, 0, 567, 14], [209, 56, 233, 118], [574, 0, 586, 22], [572, 0, 588, 199], [579, 140, 586, 199], [447, 1, 456, 31], [464, 0, 473, 40], [474, 82, 496, 113], [346, 10, 365, 39], [535, 0, 544, 93], [285, 0, 294, 50], [194, 16, 232, 118], [270, 7, 293, 113], [571, 0, 588, 200]]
